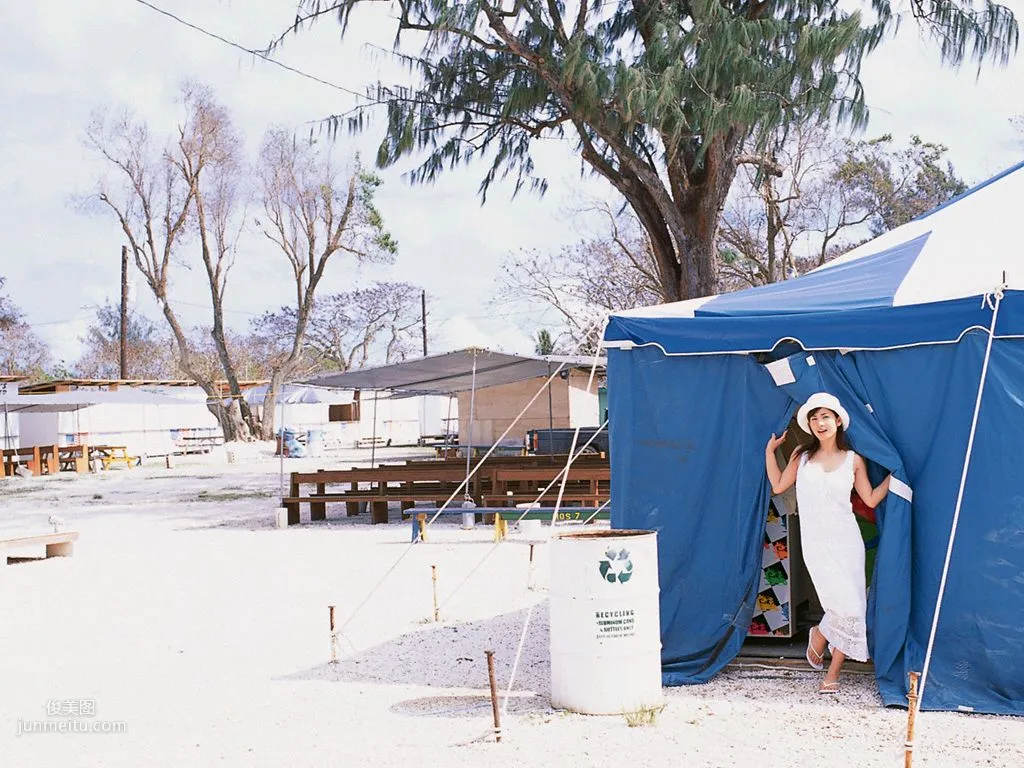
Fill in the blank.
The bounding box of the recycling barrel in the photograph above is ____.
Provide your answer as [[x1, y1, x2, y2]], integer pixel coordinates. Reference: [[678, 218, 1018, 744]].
[[549, 530, 662, 714]]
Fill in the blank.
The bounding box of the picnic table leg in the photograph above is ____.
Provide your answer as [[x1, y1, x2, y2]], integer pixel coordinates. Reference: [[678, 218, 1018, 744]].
[[371, 501, 389, 525], [286, 473, 301, 525], [346, 501, 361, 517], [46, 541, 74, 558], [28, 447, 42, 477], [43, 445, 58, 475], [311, 475, 327, 521], [400, 500, 415, 520]]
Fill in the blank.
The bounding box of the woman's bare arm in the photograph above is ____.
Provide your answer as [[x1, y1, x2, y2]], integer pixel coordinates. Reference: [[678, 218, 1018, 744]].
[[853, 454, 891, 508], [766, 433, 799, 495]]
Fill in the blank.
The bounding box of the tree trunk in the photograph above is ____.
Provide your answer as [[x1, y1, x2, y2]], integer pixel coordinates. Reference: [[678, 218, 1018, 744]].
[[257, 369, 288, 441]]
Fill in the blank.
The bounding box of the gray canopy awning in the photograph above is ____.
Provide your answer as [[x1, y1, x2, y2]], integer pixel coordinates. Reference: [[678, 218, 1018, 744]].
[[304, 348, 605, 394]]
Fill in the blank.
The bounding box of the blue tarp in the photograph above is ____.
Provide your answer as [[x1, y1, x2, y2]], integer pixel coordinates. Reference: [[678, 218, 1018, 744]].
[[608, 336, 1024, 714]]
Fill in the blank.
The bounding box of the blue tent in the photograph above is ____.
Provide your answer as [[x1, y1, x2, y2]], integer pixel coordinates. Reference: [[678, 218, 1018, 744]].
[[602, 161, 1024, 715]]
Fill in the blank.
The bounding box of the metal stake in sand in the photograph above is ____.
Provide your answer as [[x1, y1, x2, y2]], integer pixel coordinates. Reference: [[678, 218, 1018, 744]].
[[527, 543, 536, 591], [431, 565, 440, 622], [904, 671, 921, 767], [328, 605, 339, 664], [485, 650, 501, 743]]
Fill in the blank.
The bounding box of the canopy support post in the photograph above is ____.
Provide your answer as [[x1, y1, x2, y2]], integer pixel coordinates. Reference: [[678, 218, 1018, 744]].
[[464, 351, 479, 496], [915, 285, 1004, 738]]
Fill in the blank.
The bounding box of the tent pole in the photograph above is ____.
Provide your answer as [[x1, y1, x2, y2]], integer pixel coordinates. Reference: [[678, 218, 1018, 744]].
[[916, 287, 1004, 718], [551, 322, 608, 523], [3, 400, 10, 451], [443, 394, 453, 451], [278, 399, 285, 498], [546, 361, 554, 437], [464, 351, 478, 493], [370, 391, 379, 467]]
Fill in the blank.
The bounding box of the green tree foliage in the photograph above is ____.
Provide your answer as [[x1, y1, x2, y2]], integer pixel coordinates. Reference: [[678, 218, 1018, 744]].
[[283, 0, 1017, 301], [834, 134, 968, 238], [534, 329, 556, 355], [0, 277, 50, 377], [74, 300, 177, 379]]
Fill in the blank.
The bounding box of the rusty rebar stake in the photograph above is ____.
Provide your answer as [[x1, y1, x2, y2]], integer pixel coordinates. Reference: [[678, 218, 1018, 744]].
[[486, 649, 501, 742]]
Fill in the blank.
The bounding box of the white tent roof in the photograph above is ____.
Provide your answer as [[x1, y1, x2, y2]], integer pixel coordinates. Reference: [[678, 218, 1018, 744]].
[[0, 390, 201, 413]]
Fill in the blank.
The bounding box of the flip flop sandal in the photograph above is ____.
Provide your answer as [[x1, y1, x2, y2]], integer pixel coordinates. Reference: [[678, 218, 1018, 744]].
[[806, 626, 825, 671], [819, 680, 840, 695]]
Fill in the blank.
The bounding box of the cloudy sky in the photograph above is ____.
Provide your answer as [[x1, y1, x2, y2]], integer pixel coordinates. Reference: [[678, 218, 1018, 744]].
[[2, 1, 1023, 366]]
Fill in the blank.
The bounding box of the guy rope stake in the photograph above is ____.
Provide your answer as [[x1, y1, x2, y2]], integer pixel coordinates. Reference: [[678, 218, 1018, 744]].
[[485, 650, 501, 743], [905, 671, 921, 767], [328, 605, 339, 664], [431, 565, 440, 622]]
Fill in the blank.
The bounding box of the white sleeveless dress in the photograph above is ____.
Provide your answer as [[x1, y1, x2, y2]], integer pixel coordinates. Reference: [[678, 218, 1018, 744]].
[[795, 450, 869, 661]]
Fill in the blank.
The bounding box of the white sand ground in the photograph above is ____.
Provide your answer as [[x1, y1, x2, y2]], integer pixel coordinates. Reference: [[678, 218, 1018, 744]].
[[0, 442, 1020, 767]]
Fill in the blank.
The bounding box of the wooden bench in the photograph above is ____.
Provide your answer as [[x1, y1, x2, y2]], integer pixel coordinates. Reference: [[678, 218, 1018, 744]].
[[493, 466, 610, 494], [409, 507, 610, 542], [1, 531, 80, 564], [58, 444, 91, 473], [284, 465, 501, 525], [2, 445, 60, 477], [178, 435, 223, 454]]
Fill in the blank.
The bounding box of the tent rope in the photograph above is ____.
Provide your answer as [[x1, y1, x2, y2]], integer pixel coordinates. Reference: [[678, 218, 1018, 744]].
[[550, 325, 609, 529], [333, 359, 570, 638], [434, 424, 609, 615], [917, 283, 1006, 712]]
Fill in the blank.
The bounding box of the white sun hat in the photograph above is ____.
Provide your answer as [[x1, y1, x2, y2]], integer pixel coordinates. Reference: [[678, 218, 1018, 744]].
[[797, 392, 851, 434]]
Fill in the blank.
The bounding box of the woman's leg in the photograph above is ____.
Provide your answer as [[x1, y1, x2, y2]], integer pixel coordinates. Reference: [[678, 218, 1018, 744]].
[[822, 648, 846, 690], [809, 625, 828, 661]]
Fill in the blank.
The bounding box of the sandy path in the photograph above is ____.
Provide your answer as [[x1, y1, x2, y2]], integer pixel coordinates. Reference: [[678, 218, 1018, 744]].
[[0, 444, 1019, 766]]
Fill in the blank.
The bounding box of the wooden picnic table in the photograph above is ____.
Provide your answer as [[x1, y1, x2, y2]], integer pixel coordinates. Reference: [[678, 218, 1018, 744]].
[[90, 445, 139, 470], [283, 455, 611, 526], [58, 444, 91, 473], [2, 445, 59, 477]]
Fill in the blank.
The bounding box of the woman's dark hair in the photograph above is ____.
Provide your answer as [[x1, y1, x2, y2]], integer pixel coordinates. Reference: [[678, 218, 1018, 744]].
[[793, 407, 850, 459]]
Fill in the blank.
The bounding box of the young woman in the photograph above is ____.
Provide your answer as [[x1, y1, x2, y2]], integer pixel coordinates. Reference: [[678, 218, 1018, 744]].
[[765, 392, 891, 693]]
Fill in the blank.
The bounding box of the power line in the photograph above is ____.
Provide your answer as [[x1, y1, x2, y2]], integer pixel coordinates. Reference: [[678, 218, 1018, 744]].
[[130, 0, 367, 100]]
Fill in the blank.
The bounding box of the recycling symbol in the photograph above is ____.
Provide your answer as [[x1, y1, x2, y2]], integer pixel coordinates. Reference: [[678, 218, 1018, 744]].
[[598, 548, 633, 584]]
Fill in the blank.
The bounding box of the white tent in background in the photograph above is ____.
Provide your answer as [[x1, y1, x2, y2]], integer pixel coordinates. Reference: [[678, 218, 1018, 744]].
[[243, 384, 355, 406], [2, 389, 221, 457]]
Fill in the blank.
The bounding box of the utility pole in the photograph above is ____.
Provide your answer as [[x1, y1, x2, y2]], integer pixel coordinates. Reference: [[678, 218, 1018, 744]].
[[421, 290, 428, 356], [119, 245, 129, 379]]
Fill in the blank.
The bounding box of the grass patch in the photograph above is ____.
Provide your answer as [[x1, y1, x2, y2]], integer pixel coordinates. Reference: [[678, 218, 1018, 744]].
[[623, 703, 665, 728], [0, 485, 42, 498], [194, 490, 273, 502]]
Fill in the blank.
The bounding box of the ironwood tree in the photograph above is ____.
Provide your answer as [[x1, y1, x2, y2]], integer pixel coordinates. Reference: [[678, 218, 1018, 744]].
[[498, 128, 969, 341], [253, 130, 398, 439], [278, 0, 1017, 301], [84, 83, 257, 440]]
